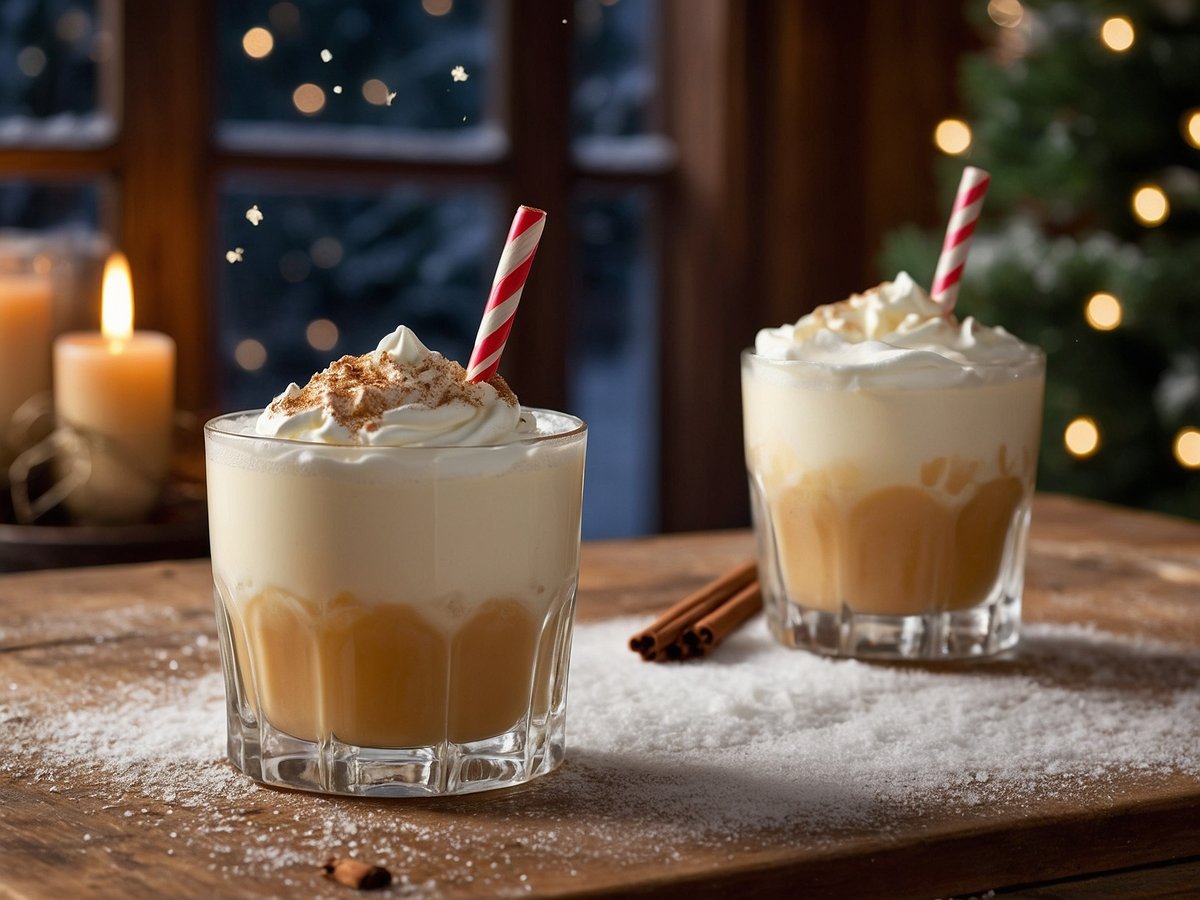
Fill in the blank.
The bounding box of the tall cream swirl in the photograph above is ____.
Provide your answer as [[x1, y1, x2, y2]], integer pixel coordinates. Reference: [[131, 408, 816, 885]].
[[754, 272, 1042, 386], [254, 326, 530, 446]]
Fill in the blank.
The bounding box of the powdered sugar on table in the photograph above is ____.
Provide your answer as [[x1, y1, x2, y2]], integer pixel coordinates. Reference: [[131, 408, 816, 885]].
[[3, 604, 1199, 897]]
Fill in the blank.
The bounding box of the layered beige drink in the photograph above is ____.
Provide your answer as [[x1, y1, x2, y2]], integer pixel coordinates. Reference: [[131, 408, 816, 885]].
[[743, 273, 1044, 659], [205, 326, 586, 795]]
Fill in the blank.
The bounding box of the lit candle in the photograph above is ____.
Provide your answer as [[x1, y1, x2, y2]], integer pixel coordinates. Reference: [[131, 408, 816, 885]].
[[0, 268, 53, 478], [53, 252, 176, 524]]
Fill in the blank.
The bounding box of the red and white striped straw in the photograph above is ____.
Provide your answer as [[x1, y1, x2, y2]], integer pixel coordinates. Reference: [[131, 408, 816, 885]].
[[466, 205, 547, 383], [931, 166, 991, 314]]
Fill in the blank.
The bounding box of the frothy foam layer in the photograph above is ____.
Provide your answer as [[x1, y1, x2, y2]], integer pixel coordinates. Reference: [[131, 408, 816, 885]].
[[255, 326, 531, 446], [206, 408, 586, 618], [208, 409, 584, 484], [753, 272, 1042, 387]]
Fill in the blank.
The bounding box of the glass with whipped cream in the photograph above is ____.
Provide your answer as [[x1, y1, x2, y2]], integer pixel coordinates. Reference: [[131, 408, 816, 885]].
[[204, 326, 586, 795], [742, 273, 1044, 660]]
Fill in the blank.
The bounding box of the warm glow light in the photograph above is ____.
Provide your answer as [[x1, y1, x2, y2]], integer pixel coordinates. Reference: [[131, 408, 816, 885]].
[[101, 252, 134, 343], [310, 236, 343, 268], [90, 30, 114, 63], [279, 250, 311, 283], [1064, 417, 1101, 459], [292, 83, 326, 115], [1182, 109, 1200, 150], [306, 319, 339, 352], [241, 27, 274, 59], [17, 46, 47, 77], [1175, 428, 1200, 469], [934, 119, 972, 155], [1131, 184, 1169, 226], [362, 78, 390, 106], [1084, 292, 1123, 331], [987, 0, 1023, 27], [269, 2, 300, 32], [422, 0, 453, 14], [1100, 16, 1135, 52], [55, 9, 92, 43], [235, 339, 267, 372]]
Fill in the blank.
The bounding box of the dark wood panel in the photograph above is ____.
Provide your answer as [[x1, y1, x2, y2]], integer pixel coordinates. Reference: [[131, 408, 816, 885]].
[[861, 3, 980, 282], [760, 0, 869, 324], [760, 0, 972, 324], [659, 0, 760, 532]]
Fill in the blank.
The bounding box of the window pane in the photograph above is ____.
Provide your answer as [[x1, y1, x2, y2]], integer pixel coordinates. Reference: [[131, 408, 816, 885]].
[[0, 180, 107, 333], [217, 0, 498, 157], [0, 1, 113, 146], [570, 189, 659, 538], [217, 182, 501, 411], [0, 180, 99, 231], [572, 0, 659, 139]]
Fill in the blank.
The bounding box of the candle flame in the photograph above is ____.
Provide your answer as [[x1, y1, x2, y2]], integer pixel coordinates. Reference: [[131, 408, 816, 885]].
[[101, 252, 134, 342]]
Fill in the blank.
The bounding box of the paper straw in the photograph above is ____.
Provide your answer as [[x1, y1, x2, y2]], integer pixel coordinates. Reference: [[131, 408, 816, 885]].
[[466, 206, 546, 383], [931, 166, 991, 314]]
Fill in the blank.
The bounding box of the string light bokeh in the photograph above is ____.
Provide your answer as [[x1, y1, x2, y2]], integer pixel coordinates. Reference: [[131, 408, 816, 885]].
[[934, 119, 972, 155], [1064, 417, 1101, 459], [1175, 428, 1200, 470], [241, 27, 274, 59], [1131, 184, 1169, 226], [1084, 292, 1122, 331], [1100, 15, 1135, 52]]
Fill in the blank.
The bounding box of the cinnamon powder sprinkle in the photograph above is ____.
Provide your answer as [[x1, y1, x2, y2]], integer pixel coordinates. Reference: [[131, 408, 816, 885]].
[[269, 350, 516, 436]]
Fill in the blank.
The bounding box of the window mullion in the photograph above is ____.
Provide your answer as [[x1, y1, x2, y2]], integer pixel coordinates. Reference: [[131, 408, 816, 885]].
[[499, 0, 573, 413], [119, 0, 216, 412]]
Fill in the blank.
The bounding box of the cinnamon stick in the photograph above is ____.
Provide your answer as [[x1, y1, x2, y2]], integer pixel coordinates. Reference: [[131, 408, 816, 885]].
[[628, 560, 756, 659], [683, 582, 762, 656], [322, 857, 392, 890]]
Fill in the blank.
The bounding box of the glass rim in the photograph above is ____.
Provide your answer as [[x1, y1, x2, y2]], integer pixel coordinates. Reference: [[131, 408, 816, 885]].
[[741, 345, 1046, 375], [204, 407, 586, 451]]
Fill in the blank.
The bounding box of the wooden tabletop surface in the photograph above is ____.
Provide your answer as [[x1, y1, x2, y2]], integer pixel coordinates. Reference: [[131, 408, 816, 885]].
[[1, 494, 1199, 898]]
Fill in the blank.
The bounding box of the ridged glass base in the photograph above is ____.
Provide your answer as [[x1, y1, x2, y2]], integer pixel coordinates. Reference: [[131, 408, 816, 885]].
[[747, 468, 1031, 662], [214, 589, 573, 797], [222, 703, 567, 797], [764, 591, 1021, 661]]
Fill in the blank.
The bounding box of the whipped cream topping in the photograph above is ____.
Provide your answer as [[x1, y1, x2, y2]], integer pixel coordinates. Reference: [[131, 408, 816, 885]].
[[255, 326, 530, 446], [754, 272, 1041, 383]]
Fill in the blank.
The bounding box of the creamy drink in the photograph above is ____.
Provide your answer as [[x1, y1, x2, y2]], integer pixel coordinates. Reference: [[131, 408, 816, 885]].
[[205, 326, 586, 795], [742, 273, 1044, 659]]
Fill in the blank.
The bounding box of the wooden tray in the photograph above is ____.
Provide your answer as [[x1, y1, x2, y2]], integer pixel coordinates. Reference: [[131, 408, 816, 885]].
[[0, 494, 208, 572]]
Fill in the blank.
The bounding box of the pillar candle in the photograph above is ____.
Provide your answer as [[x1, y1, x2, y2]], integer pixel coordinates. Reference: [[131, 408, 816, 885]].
[[53, 253, 175, 525], [0, 271, 53, 478]]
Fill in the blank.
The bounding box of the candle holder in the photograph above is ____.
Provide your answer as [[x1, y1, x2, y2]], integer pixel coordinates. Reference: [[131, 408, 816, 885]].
[[0, 228, 108, 481], [0, 396, 208, 573]]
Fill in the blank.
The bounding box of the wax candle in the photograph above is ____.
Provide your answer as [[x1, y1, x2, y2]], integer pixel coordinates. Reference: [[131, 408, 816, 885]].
[[53, 252, 175, 524], [0, 269, 53, 479]]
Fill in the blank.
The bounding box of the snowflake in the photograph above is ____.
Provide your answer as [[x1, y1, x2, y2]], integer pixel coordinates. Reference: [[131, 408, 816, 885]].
[[450, 65, 469, 83], [385, 91, 397, 106], [225, 248, 245, 264], [320, 49, 332, 63], [245, 205, 263, 226], [333, 85, 343, 94]]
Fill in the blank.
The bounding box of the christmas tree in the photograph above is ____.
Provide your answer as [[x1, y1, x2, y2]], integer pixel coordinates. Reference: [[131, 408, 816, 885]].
[[882, 0, 1200, 520]]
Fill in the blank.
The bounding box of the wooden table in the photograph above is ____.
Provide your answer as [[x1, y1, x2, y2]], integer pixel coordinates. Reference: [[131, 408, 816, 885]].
[[1, 495, 1198, 898]]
